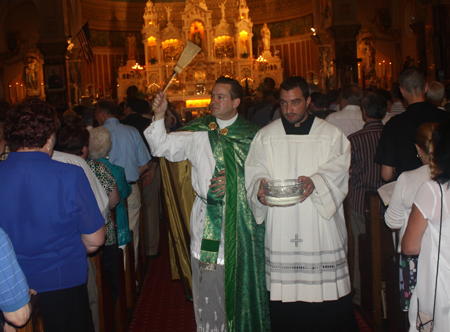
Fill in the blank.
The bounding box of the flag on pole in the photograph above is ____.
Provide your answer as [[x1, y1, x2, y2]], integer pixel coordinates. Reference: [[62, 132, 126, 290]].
[[76, 22, 94, 64]]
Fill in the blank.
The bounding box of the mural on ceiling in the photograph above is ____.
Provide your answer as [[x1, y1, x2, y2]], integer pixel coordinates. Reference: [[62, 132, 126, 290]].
[[253, 14, 313, 40]]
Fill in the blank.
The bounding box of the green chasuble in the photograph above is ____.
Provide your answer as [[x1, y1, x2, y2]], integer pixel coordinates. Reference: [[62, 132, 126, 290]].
[[181, 115, 270, 332]]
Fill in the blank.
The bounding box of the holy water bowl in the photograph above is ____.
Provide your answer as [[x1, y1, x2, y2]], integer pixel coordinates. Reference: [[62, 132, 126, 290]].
[[262, 179, 304, 206]]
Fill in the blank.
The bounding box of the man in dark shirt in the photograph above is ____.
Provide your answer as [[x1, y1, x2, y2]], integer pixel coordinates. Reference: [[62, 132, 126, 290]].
[[374, 68, 450, 181], [348, 92, 386, 306], [121, 98, 161, 258]]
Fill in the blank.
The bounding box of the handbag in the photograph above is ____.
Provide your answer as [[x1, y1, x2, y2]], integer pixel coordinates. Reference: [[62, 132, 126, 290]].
[[416, 184, 444, 332]]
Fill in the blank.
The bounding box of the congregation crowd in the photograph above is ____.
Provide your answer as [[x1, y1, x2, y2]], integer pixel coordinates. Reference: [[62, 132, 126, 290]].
[[0, 67, 449, 332]]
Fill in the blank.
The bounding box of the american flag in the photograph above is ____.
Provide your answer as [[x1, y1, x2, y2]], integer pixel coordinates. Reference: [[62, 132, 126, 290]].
[[76, 22, 94, 64]]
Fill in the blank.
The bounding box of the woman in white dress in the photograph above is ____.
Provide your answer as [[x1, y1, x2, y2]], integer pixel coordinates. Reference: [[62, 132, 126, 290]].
[[402, 120, 450, 331], [385, 122, 438, 311]]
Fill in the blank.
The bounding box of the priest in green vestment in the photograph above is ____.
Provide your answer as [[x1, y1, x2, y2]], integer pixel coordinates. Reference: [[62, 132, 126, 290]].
[[144, 76, 270, 332]]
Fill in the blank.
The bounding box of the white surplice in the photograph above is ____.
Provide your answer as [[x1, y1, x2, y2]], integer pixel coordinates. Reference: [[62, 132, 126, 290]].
[[144, 115, 237, 264], [245, 117, 351, 303]]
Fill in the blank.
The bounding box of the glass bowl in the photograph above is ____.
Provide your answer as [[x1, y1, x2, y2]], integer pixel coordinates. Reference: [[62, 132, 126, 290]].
[[262, 179, 304, 206]]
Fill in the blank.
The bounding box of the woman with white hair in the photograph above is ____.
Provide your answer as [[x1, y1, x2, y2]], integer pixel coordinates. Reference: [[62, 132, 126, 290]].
[[88, 126, 132, 249]]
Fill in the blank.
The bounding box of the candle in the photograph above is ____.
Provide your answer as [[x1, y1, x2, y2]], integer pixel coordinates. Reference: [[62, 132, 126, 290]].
[[231, 61, 233, 74], [378, 63, 381, 77], [41, 83, 44, 98], [383, 61, 386, 76], [220, 61, 222, 75], [389, 62, 392, 77], [9, 85, 12, 101], [21, 84, 24, 100], [166, 65, 168, 78], [15, 83, 19, 101], [358, 63, 361, 80]]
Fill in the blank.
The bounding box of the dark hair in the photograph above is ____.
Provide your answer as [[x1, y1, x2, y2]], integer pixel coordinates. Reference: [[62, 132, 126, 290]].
[[126, 97, 141, 113], [4, 98, 58, 152], [361, 92, 387, 120], [280, 76, 309, 99], [57, 124, 90, 156], [399, 68, 426, 95], [82, 107, 95, 127], [139, 99, 150, 115], [430, 120, 450, 185], [375, 89, 393, 103], [415, 122, 439, 158], [390, 83, 404, 101], [97, 98, 117, 117], [326, 89, 340, 107], [215, 76, 243, 101], [310, 92, 326, 109], [340, 84, 363, 106]]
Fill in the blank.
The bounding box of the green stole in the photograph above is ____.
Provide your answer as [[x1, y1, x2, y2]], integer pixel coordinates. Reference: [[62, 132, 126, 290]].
[[181, 115, 270, 332]]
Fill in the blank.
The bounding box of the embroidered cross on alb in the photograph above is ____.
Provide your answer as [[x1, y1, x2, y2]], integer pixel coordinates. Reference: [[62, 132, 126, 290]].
[[290, 234, 303, 247]]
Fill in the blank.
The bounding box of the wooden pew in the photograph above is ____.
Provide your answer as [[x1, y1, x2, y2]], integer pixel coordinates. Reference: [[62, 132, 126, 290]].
[[359, 191, 396, 331], [125, 232, 137, 309], [91, 249, 114, 332], [136, 180, 147, 286]]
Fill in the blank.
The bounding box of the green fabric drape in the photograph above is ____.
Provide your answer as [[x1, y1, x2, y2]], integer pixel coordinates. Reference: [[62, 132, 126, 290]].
[[180, 115, 270, 332]]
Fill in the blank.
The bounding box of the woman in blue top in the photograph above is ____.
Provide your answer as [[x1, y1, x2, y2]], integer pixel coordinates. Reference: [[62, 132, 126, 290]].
[[0, 99, 106, 332]]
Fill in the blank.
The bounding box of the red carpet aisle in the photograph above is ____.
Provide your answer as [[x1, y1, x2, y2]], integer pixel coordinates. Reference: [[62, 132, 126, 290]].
[[128, 226, 197, 332], [129, 225, 371, 331]]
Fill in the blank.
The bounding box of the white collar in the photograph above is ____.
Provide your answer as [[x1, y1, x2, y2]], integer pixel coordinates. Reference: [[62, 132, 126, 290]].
[[217, 113, 238, 129]]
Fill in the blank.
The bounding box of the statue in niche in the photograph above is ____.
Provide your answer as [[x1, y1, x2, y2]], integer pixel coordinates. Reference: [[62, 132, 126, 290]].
[[126, 33, 137, 60], [165, 6, 172, 23], [193, 27, 202, 48], [363, 39, 376, 77], [219, 0, 227, 20], [25, 57, 39, 92], [261, 23, 271, 52]]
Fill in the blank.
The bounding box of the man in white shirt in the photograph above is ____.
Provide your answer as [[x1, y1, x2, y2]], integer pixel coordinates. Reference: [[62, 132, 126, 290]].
[[245, 76, 358, 332], [145, 77, 270, 332], [325, 83, 364, 137]]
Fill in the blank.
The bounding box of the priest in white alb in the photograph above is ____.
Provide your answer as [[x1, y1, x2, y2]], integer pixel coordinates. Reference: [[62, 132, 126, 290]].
[[245, 76, 358, 332]]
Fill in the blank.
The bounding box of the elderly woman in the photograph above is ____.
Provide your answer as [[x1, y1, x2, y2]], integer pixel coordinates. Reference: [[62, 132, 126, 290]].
[[0, 99, 105, 332], [385, 122, 438, 311], [57, 124, 120, 307], [88, 126, 132, 248], [402, 120, 450, 331]]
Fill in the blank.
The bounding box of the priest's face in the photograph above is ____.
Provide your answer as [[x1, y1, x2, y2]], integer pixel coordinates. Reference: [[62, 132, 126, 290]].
[[210, 83, 239, 120], [280, 87, 311, 125]]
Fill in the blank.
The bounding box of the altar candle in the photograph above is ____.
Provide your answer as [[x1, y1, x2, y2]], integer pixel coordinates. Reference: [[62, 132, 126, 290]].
[[15, 83, 19, 101], [231, 61, 233, 74], [389, 62, 392, 77], [378, 63, 381, 77], [358, 63, 361, 80], [383, 61, 386, 76], [9, 85, 12, 101], [21, 84, 24, 100], [166, 65, 169, 78], [41, 83, 44, 98], [219, 61, 222, 75]]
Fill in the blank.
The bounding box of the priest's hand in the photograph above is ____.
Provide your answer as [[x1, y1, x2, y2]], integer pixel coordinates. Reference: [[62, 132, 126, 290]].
[[152, 91, 168, 121], [298, 176, 315, 202], [210, 170, 226, 196], [257, 179, 273, 206]]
